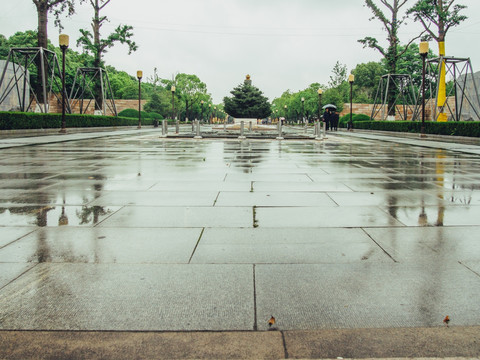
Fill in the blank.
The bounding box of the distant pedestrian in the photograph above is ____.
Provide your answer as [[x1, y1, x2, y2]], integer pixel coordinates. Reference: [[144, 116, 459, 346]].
[[332, 111, 339, 131], [323, 109, 331, 131]]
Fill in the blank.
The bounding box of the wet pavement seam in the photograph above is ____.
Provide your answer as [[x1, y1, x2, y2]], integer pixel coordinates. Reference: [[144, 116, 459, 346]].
[[361, 228, 398, 263], [253, 264, 258, 331], [0, 263, 37, 292], [281, 330, 290, 359], [459, 261, 480, 278], [188, 228, 205, 264], [92, 205, 126, 227], [0, 228, 37, 250]]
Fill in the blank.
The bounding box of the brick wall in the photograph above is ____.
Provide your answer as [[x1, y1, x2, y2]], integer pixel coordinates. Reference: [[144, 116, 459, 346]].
[[33, 95, 147, 116], [339, 97, 456, 121]]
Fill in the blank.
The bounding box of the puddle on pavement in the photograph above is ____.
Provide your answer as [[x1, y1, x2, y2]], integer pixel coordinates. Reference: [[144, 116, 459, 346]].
[[0, 205, 119, 227]]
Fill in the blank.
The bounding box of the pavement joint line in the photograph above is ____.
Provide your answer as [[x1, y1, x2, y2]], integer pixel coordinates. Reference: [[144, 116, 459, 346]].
[[281, 330, 290, 359], [0, 263, 38, 292], [361, 228, 397, 263], [459, 261, 480, 278], [253, 264, 258, 331], [188, 227, 204, 264]]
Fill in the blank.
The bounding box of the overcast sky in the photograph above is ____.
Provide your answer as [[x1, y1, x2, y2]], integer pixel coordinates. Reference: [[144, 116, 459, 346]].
[[1, 0, 480, 103]]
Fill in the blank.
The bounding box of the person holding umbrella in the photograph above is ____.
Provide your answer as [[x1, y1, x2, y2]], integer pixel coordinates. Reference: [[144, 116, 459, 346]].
[[322, 104, 337, 131]]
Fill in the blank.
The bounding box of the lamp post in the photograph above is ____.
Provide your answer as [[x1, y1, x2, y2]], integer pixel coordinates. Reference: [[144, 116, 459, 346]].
[[301, 97, 305, 125], [59, 34, 69, 134], [420, 41, 429, 138], [348, 74, 355, 131], [171, 84, 176, 121], [137, 70, 142, 129], [214, 106, 217, 123], [317, 89, 323, 121], [284, 104, 287, 124], [201, 100, 204, 123]]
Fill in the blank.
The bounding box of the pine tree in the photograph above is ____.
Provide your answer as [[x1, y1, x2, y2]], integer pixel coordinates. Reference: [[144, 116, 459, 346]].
[[224, 78, 271, 119]]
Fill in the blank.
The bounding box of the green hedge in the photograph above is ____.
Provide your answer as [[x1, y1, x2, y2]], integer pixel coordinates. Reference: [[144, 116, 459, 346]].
[[118, 108, 163, 120], [353, 120, 480, 137], [0, 111, 155, 130], [339, 113, 371, 127]]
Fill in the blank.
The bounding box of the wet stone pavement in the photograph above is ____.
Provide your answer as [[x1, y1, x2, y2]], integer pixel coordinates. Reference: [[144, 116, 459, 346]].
[[0, 131, 480, 332]]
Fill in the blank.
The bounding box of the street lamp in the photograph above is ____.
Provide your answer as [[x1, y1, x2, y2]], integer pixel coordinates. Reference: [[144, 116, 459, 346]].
[[171, 84, 176, 121], [59, 34, 69, 134], [301, 97, 305, 125], [284, 104, 287, 124], [214, 106, 217, 123], [201, 100, 204, 123], [348, 74, 355, 131], [420, 41, 429, 138], [317, 89, 323, 121], [136, 70, 142, 129]]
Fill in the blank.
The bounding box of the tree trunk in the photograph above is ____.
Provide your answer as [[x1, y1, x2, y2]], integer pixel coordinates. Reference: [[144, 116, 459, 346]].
[[92, 0, 103, 111], [36, 1, 49, 105]]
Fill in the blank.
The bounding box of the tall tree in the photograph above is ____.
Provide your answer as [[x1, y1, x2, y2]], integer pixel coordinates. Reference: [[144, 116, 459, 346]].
[[174, 73, 208, 121], [224, 77, 271, 119], [358, 0, 424, 114], [77, 0, 137, 109], [32, 0, 82, 49], [32, 0, 83, 104], [407, 0, 467, 120], [359, 0, 422, 75]]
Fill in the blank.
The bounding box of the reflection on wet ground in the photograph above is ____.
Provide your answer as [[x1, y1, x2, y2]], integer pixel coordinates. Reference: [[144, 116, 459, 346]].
[[1, 132, 480, 331]]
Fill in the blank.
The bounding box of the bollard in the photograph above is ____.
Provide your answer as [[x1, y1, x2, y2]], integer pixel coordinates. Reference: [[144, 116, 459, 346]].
[[224, 119, 226, 131], [238, 120, 246, 139], [194, 120, 202, 139], [161, 120, 167, 137], [175, 120, 179, 134], [249, 121, 252, 132], [276, 120, 284, 140]]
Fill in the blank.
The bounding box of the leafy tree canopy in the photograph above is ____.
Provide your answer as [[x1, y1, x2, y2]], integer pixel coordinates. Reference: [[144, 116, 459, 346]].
[[224, 80, 271, 119]]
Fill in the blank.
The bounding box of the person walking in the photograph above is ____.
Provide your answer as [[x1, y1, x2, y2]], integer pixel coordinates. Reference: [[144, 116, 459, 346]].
[[332, 111, 339, 131], [323, 108, 331, 131]]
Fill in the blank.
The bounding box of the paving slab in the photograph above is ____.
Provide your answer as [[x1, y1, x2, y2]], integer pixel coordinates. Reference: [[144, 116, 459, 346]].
[[0, 227, 36, 248], [255, 263, 480, 330], [0, 330, 285, 360], [283, 327, 480, 359], [149, 181, 250, 191], [98, 206, 253, 228], [328, 191, 453, 207], [0, 263, 35, 289], [0, 227, 201, 264], [364, 226, 480, 263], [0, 205, 121, 227], [88, 191, 218, 206], [191, 227, 392, 264], [255, 206, 405, 228], [253, 181, 354, 192], [0, 263, 254, 331], [378, 204, 480, 226], [215, 191, 337, 207]]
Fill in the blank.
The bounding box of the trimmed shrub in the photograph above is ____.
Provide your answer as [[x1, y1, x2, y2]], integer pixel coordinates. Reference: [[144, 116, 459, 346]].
[[0, 111, 154, 130], [353, 120, 480, 137], [352, 114, 371, 122]]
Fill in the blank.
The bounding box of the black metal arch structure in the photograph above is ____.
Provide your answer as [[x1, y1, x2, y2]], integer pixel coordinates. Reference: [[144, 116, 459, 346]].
[[0, 47, 68, 113], [415, 57, 480, 122], [69, 67, 117, 116], [371, 74, 417, 121]]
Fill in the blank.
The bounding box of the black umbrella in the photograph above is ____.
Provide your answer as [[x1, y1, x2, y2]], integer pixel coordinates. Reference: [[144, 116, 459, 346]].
[[322, 104, 337, 110]]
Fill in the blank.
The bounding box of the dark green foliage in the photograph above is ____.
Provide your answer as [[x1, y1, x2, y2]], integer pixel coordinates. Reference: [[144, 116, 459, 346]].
[[339, 113, 371, 127], [0, 111, 153, 130], [353, 114, 371, 122], [352, 120, 480, 137], [224, 83, 271, 119], [118, 109, 163, 120]]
